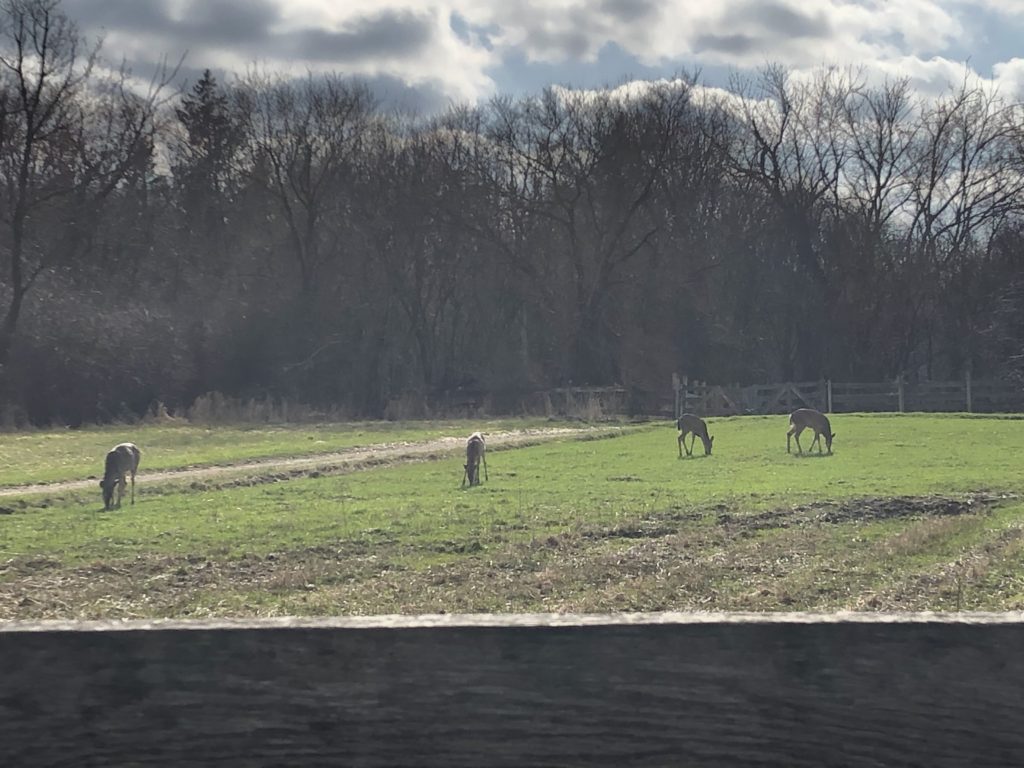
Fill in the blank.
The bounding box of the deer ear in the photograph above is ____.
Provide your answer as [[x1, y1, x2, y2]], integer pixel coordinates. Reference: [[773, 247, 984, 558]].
[[98, 480, 104, 488]]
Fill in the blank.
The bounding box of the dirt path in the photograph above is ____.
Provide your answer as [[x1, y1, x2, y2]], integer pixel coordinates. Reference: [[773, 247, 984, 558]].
[[0, 426, 620, 499]]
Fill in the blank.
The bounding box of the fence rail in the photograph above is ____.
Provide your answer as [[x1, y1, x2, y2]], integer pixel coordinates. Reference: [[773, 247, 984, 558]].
[[675, 373, 1023, 417], [3, 613, 1024, 767]]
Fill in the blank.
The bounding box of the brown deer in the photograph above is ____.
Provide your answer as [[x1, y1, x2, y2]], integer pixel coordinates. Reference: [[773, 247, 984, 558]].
[[462, 431, 488, 487], [99, 442, 141, 509], [787, 408, 835, 455], [677, 413, 714, 457]]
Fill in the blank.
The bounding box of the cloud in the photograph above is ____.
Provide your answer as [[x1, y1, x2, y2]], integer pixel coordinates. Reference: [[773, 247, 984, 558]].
[[286, 11, 435, 63], [66, 0, 497, 105], [718, 1, 833, 41], [54, 0, 1024, 111], [64, 0, 281, 46], [993, 57, 1024, 98], [455, 0, 967, 73], [693, 34, 759, 57], [955, 0, 1024, 16], [63, 0, 172, 33]]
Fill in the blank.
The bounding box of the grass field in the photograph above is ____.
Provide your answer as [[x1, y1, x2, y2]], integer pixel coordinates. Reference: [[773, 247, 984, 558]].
[[1, 413, 1023, 620], [0, 418, 556, 487]]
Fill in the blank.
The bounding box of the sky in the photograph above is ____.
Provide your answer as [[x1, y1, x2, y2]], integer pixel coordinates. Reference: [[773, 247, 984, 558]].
[[61, 0, 1024, 111]]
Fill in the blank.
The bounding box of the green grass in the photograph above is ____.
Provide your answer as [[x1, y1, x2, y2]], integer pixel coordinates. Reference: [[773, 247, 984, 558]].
[[2, 413, 1023, 619], [0, 418, 557, 486]]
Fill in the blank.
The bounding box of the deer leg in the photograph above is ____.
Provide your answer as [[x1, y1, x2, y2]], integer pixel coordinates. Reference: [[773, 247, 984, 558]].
[[462, 464, 469, 488], [482, 454, 488, 482], [678, 434, 684, 458], [690, 434, 698, 456], [130, 471, 136, 504], [787, 427, 794, 453], [792, 427, 804, 454]]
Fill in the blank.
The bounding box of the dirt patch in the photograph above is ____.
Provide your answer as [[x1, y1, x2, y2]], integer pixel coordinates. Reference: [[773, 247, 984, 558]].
[[718, 493, 1010, 532], [803, 495, 1003, 524], [585, 523, 681, 541]]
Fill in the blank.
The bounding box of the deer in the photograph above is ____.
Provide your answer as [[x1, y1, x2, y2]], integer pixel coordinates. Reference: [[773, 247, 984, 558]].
[[99, 442, 142, 510], [677, 413, 714, 457], [462, 431, 488, 487], [787, 408, 835, 455]]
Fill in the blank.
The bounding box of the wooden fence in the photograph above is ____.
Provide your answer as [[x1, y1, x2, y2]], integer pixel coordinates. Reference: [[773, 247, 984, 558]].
[[674, 373, 1024, 417], [3, 612, 1024, 766]]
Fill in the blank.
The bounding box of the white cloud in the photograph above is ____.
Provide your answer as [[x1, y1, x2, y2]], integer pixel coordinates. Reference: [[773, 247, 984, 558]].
[[456, 0, 963, 69], [993, 57, 1024, 98], [70, 0, 499, 105], [60, 0, 1024, 108]]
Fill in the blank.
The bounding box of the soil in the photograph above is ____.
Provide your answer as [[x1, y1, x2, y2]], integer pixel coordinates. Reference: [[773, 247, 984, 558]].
[[714, 493, 1008, 531]]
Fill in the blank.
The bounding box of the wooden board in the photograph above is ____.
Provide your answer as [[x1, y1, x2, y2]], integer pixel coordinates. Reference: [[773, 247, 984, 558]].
[[3, 612, 1024, 767]]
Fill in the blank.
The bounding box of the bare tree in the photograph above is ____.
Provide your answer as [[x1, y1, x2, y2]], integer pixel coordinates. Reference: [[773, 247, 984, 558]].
[[481, 81, 696, 382], [824, 76, 919, 376], [353, 116, 479, 391], [234, 72, 373, 295], [903, 78, 1024, 374], [0, 0, 94, 367], [725, 66, 849, 287], [0, 0, 174, 368]]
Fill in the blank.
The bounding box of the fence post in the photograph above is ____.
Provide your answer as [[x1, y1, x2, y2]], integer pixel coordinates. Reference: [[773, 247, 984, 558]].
[[826, 379, 833, 414], [966, 369, 973, 413], [672, 373, 681, 420], [897, 374, 905, 413]]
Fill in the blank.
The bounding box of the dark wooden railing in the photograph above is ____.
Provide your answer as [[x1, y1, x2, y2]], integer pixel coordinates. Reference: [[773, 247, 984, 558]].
[[3, 612, 1024, 766]]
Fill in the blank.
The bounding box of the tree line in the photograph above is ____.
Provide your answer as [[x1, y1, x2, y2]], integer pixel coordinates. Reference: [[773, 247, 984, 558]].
[[1, 0, 1022, 426]]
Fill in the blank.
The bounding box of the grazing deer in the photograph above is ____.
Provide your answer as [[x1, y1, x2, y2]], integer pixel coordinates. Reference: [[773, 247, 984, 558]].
[[462, 431, 488, 487], [99, 442, 141, 510], [677, 413, 714, 457], [787, 408, 835, 455]]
